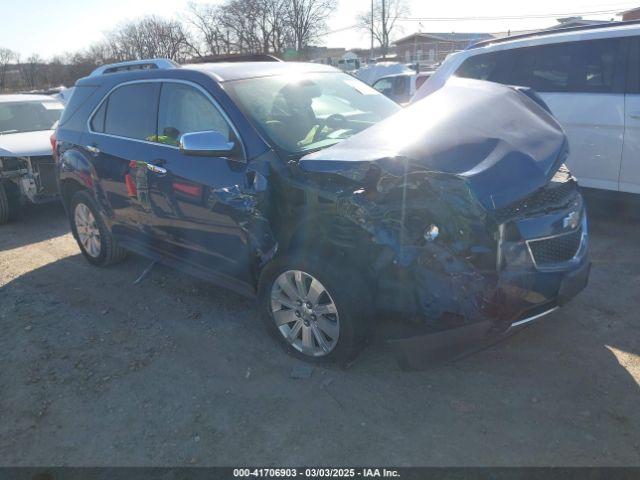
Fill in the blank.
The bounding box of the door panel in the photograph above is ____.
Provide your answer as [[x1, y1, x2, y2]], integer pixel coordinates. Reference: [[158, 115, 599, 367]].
[[145, 149, 254, 286], [620, 38, 640, 193], [540, 92, 624, 191], [143, 81, 255, 289], [620, 94, 640, 192], [86, 81, 161, 241]]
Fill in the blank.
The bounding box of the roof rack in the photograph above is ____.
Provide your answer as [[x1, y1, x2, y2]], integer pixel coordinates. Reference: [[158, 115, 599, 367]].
[[467, 19, 640, 50], [89, 58, 179, 76], [191, 53, 283, 64]]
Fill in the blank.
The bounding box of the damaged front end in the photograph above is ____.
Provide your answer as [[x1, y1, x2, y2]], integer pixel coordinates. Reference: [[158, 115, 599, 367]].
[[297, 78, 590, 368], [0, 155, 59, 205]]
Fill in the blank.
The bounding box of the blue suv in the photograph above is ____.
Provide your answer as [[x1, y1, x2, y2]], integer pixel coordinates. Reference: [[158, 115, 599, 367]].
[[54, 58, 590, 364]]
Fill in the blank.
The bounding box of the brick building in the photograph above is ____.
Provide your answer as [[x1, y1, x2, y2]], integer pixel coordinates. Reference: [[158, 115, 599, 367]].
[[620, 7, 640, 21], [393, 32, 493, 65]]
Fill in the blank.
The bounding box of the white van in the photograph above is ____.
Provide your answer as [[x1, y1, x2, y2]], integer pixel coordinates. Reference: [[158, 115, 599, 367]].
[[413, 21, 640, 194]]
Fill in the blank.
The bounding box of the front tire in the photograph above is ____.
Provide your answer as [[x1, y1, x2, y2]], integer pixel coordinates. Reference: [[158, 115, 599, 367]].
[[258, 254, 372, 363], [0, 183, 10, 225], [70, 190, 127, 266]]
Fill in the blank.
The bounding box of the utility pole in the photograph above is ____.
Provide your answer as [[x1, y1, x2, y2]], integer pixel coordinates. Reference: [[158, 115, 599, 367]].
[[381, 0, 386, 57], [370, 0, 374, 63]]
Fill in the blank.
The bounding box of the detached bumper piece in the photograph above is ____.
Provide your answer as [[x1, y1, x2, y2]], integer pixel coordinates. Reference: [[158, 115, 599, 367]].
[[389, 305, 558, 371]]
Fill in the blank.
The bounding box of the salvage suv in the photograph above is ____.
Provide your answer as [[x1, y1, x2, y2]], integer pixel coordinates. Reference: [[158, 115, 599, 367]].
[[54, 58, 590, 364], [0, 94, 64, 223]]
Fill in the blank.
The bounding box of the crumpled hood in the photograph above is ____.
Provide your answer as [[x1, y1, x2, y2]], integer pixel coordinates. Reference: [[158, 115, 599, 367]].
[[0, 130, 54, 157], [299, 77, 567, 209]]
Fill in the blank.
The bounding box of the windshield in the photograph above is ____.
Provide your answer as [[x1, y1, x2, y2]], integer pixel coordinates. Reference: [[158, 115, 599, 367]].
[[226, 72, 400, 154], [0, 100, 64, 135]]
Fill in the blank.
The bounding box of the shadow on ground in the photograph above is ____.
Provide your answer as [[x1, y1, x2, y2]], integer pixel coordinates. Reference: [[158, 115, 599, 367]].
[[0, 203, 638, 465]]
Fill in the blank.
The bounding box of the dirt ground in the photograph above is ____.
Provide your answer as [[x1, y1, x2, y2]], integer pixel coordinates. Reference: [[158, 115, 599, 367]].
[[0, 201, 639, 466]]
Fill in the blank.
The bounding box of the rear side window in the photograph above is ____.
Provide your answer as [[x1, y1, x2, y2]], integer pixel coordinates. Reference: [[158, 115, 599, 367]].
[[415, 75, 430, 90], [156, 82, 230, 146], [458, 38, 625, 94], [100, 83, 160, 140], [90, 101, 107, 133], [455, 50, 513, 83]]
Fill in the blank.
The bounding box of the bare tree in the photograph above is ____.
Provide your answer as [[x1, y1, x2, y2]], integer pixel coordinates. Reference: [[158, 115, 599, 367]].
[[20, 54, 44, 90], [184, 2, 228, 57], [0, 48, 17, 92], [106, 16, 196, 62], [286, 0, 332, 53], [359, 0, 409, 57]]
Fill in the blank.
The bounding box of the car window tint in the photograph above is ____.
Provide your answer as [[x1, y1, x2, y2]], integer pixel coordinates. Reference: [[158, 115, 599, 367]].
[[156, 82, 230, 146], [510, 39, 622, 93], [373, 77, 393, 94], [415, 75, 430, 90], [456, 53, 498, 80], [104, 83, 159, 140], [90, 100, 107, 133], [530, 44, 573, 91], [456, 50, 513, 83], [581, 39, 619, 92]]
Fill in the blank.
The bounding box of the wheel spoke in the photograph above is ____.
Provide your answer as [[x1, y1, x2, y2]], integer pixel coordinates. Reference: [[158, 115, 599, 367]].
[[273, 309, 296, 327], [301, 326, 314, 352], [294, 271, 308, 298], [277, 274, 299, 302], [288, 319, 303, 341], [315, 303, 337, 316], [271, 290, 297, 309], [316, 316, 339, 339], [311, 324, 330, 353], [307, 278, 324, 304]]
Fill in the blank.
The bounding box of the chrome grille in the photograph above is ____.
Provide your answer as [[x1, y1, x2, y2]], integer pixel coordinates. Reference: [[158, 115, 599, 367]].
[[527, 228, 582, 267]]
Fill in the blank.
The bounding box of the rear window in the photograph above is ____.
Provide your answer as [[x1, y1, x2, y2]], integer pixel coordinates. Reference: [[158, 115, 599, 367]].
[[101, 83, 160, 140]]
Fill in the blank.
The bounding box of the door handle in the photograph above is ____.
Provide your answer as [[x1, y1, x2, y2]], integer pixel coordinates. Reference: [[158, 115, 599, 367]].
[[146, 163, 167, 175], [630, 112, 640, 119], [86, 145, 100, 154]]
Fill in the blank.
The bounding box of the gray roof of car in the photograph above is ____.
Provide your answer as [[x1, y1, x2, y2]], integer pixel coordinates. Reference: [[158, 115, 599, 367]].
[[0, 94, 58, 103], [182, 61, 339, 82]]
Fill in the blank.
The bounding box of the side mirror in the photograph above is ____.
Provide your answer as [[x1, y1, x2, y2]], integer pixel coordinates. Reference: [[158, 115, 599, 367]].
[[179, 131, 236, 157]]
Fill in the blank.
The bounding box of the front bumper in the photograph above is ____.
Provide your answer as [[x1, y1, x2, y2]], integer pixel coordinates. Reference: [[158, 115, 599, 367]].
[[380, 201, 590, 369]]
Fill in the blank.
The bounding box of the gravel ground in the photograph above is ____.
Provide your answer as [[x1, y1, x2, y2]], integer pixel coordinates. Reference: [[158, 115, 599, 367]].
[[0, 201, 638, 466]]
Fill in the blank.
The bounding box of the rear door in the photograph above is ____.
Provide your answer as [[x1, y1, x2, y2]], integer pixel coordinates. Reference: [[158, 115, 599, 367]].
[[509, 39, 627, 191], [620, 37, 640, 193], [86, 81, 161, 241]]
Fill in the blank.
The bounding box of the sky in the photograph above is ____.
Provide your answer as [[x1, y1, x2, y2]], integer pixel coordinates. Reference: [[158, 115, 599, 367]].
[[0, 0, 639, 59]]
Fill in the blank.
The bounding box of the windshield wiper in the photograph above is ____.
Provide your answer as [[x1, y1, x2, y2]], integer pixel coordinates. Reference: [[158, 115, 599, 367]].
[[0, 130, 18, 135]]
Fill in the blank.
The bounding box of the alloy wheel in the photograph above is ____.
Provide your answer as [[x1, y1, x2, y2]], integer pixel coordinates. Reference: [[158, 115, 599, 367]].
[[270, 270, 340, 357], [74, 203, 101, 258]]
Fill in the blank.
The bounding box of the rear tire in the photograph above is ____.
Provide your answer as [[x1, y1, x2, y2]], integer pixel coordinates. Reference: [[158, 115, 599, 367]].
[[0, 183, 9, 225], [258, 253, 373, 363], [70, 190, 127, 266]]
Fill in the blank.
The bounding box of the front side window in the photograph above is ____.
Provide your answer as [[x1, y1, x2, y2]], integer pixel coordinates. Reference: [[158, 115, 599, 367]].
[[373, 77, 394, 96], [0, 100, 64, 135], [226, 72, 400, 154], [102, 83, 160, 140], [155, 83, 230, 146]]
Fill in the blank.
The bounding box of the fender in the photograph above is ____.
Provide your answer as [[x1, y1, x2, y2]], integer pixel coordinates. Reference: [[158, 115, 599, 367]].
[[57, 149, 101, 215]]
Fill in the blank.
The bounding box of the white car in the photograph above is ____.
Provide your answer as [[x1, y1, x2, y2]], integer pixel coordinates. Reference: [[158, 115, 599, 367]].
[[372, 71, 434, 105], [413, 21, 640, 194], [0, 94, 64, 223], [355, 62, 415, 86]]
